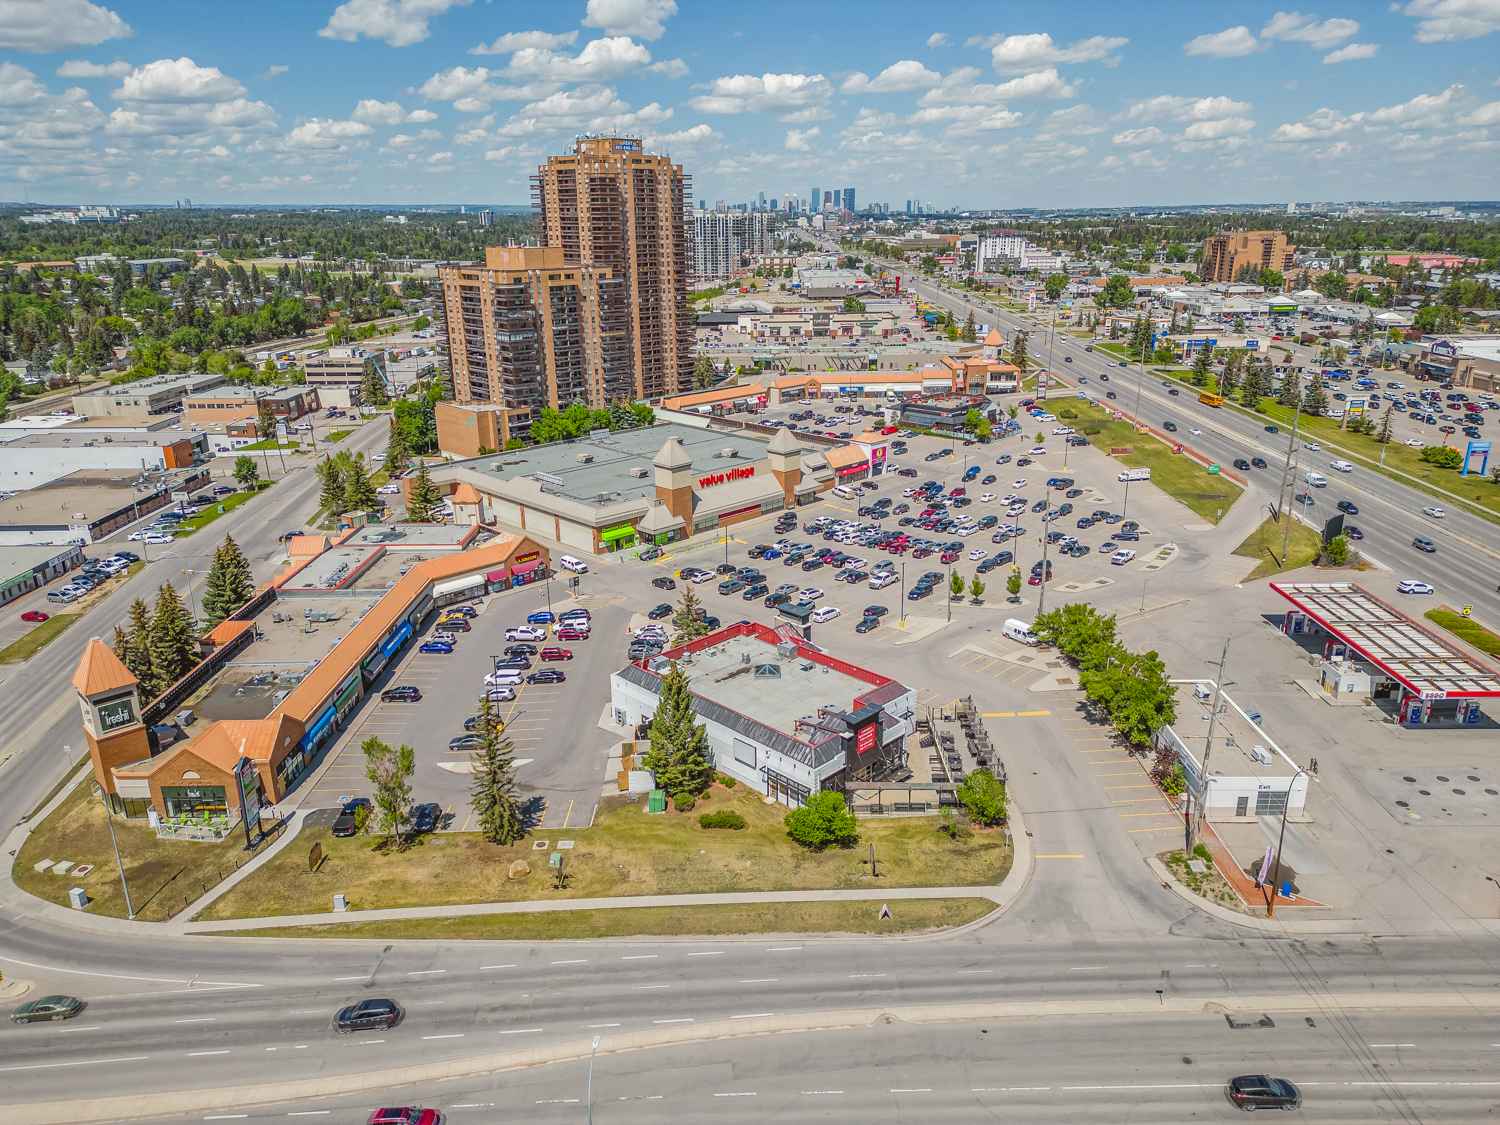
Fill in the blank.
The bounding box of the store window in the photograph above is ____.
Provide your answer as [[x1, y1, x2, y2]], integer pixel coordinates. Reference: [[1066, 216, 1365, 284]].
[[161, 785, 228, 818]]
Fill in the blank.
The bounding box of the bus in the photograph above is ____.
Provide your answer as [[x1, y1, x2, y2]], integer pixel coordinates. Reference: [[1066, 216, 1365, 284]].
[[1198, 391, 1224, 407]]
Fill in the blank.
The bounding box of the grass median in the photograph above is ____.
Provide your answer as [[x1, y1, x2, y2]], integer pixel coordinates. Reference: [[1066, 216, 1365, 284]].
[[0, 612, 81, 664], [1066, 400, 1243, 524], [204, 898, 995, 941], [1425, 608, 1500, 658], [1232, 515, 1323, 582], [172, 481, 273, 537], [197, 782, 1012, 921]]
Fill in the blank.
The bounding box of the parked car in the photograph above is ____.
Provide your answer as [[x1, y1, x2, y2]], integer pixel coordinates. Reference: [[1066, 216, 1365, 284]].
[[380, 686, 421, 702], [855, 616, 882, 633], [335, 999, 402, 1034], [20, 610, 48, 623], [332, 797, 371, 837], [527, 610, 556, 624], [527, 668, 566, 685], [417, 640, 453, 655], [556, 626, 590, 641], [504, 626, 548, 641], [540, 647, 573, 661], [650, 575, 677, 590], [409, 803, 440, 834]]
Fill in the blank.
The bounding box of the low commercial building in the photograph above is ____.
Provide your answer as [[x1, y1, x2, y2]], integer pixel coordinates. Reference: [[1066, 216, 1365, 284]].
[[609, 621, 916, 806], [302, 346, 379, 390], [183, 385, 320, 428], [0, 428, 201, 491], [0, 543, 85, 605], [0, 467, 211, 545], [433, 401, 532, 458], [425, 419, 832, 554], [73, 372, 227, 418], [898, 393, 992, 434], [1411, 335, 1500, 392]]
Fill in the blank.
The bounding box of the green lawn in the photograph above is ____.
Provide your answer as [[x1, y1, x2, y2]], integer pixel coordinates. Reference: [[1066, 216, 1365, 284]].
[[206, 898, 995, 941], [171, 481, 273, 537], [1425, 609, 1500, 658], [0, 613, 81, 664], [1066, 399, 1243, 523], [197, 782, 1012, 921], [1232, 515, 1323, 582], [326, 429, 352, 442]]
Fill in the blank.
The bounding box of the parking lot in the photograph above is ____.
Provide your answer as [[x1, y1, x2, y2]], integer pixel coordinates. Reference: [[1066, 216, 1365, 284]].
[[299, 581, 628, 834]]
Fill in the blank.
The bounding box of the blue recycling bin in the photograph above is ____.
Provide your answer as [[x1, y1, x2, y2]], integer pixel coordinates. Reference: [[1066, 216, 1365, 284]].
[[1280, 880, 1294, 900]]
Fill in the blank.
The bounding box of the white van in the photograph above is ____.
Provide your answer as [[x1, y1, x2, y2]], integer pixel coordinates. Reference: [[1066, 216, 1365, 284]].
[[484, 670, 525, 687], [1002, 618, 1039, 646], [1329, 459, 1354, 473], [832, 485, 857, 500], [1303, 471, 1328, 488], [558, 555, 589, 573]]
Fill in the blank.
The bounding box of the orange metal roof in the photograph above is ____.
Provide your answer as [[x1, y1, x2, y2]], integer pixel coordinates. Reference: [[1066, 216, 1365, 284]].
[[288, 535, 329, 557], [273, 534, 534, 724], [452, 482, 481, 504], [72, 637, 138, 697], [662, 385, 765, 410], [204, 619, 255, 647]]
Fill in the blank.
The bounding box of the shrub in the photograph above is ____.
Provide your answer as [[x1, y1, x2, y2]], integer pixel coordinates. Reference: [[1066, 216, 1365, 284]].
[[699, 810, 747, 830], [672, 791, 696, 812], [1420, 445, 1462, 470], [784, 791, 859, 850], [353, 804, 371, 834], [956, 769, 1007, 826], [716, 773, 737, 788], [1192, 842, 1212, 863]]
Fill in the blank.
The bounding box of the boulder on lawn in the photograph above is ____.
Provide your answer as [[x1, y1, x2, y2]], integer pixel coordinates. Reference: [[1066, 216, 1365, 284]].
[[507, 859, 530, 880]]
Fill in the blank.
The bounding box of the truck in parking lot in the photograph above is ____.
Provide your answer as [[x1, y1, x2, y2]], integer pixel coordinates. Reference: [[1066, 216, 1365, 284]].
[[1116, 467, 1151, 482]]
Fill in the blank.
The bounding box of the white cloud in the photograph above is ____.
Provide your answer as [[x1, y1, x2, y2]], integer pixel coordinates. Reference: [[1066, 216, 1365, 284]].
[[257, 65, 289, 81], [414, 66, 561, 109], [0, 60, 48, 106], [56, 59, 132, 78], [470, 29, 579, 54], [1127, 148, 1168, 168], [1402, 0, 1500, 42], [1112, 126, 1167, 146], [114, 58, 245, 103], [968, 32, 1128, 73], [643, 122, 720, 149], [0, 0, 131, 53], [1323, 42, 1380, 62], [318, 0, 474, 47], [927, 32, 949, 48], [493, 84, 668, 138], [916, 66, 1076, 105], [841, 60, 940, 94], [646, 59, 689, 78], [1038, 103, 1102, 136], [1367, 84, 1460, 126], [849, 107, 898, 129], [908, 104, 1026, 135], [1260, 11, 1361, 48], [1181, 116, 1256, 139], [351, 98, 439, 125], [686, 72, 834, 117], [784, 126, 821, 150], [284, 117, 375, 151], [382, 128, 443, 151], [1267, 106, 1359, 141], [775, 106, 833, 123], [1183, 26, 1266, 57], [1459, 100, 1500, 124], [1126, 94, 1254, 121], [581, 0, 677, 41], [507, 36, 653, 82]]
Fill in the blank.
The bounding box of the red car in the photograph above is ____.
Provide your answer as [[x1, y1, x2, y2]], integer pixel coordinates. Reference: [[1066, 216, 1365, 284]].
[[20, 610, 49, 623], [367, 1109, 440, 1125], [555, 626, 589, 641], [539, 647, 572, 661], [880, 425, 898, 435], [940, 550, 960, 564], [949, 487, 966, 497]]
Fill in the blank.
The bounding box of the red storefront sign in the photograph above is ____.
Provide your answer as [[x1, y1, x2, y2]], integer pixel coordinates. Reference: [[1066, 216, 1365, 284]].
[[856, 721, 878, 754], [698, 466, 756, 488], [837, 462, 870, 476], [513, 551, 541, 564]]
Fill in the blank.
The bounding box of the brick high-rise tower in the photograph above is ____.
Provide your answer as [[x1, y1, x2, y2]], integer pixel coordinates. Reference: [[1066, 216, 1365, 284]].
[[532, 136, 693, 402]]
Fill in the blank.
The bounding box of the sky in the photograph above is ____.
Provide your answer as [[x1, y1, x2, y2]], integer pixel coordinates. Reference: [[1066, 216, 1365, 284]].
[[1, 0, 1498, 208]]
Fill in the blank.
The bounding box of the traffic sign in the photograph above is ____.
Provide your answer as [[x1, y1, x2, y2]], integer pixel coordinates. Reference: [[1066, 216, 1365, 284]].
[[1462, 605, 1472, 617]]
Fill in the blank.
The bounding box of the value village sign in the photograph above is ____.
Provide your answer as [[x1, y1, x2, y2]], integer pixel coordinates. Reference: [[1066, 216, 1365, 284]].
[[698, 466, 756, 488]]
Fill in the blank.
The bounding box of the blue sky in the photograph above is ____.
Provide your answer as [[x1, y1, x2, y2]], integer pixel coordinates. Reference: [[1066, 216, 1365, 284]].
[[1, 0, 1498, 207]]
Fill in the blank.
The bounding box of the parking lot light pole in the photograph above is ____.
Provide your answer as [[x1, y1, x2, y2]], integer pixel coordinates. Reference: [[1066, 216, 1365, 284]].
[[587, 1034, 601, 1125], [1266, 767, 1309, 919], [899, 561, 905, 624], [92, 781, 135, 919]]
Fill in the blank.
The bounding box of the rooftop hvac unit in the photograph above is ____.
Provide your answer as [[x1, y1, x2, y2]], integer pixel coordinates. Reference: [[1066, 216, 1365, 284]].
[[740, 651, 751, 664], [799, 660, 815, 671], [680, 650, 693, 664], [575, 452, 594, 463], [1250, 744, 1273, 766], [776, 640, 799, 659], [596, 491, 612, 502], [629, 466, 649, 478], [647, 655, 671, 673], [722, 448, 739, 458]]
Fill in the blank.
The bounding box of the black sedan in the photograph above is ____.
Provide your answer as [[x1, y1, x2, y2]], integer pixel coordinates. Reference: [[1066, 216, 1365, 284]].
[[1227, 1075, 1300, 1111], [380, 686, 421, 702], [527, 668, 566, 684], [1336, 500, 1358, 514], [335, 999, 401, 1033], [648, 603, 674, 619], [862, 605, 889, 618], [1251, 456, 1268, 468], [1233, 458, 1251, 470], [854, 617, 883, 633], [1164, 421, 1177, 432]]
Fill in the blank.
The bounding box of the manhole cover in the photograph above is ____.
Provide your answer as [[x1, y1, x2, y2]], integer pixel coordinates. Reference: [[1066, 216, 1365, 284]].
[[1419, 790, 1431, 796], [1403, 776, 1417, 782], [1436, 775, 1450, 782], [1395, 800, 1409, 808], [1468, 775, 1481, 782], [1453, 789, 1466, 795]]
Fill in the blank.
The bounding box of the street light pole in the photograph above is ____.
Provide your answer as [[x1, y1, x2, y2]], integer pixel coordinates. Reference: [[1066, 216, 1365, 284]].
[[1190, 637, 1231, 852], [1266, 767, 1309, 919], [587, 1034, 602, 1125], [93, 781, 135, 918]]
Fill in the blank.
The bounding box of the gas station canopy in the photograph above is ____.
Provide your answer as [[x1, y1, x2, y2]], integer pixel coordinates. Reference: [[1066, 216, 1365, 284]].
[[1270, 581, 1500, 699]]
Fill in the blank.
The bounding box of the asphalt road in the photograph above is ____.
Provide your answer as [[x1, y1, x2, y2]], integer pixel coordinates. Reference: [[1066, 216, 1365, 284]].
[[908, 278, 1500, 624]]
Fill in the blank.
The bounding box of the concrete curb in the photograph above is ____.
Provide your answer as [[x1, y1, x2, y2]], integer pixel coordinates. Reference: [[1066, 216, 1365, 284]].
[[15, 988, 1500, 1124]]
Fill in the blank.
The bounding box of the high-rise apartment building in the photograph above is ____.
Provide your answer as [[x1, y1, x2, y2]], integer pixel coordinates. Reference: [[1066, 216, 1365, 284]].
[[532, 135, 693, 402], [842, 188, 855, 212], [692, 211, 772, 282], [478, 209, 494, 227], [439, 246, 632, 426], [1201, 230, 1298, 283], [810, 185, 820, 212], [824, 190, 834, 209]]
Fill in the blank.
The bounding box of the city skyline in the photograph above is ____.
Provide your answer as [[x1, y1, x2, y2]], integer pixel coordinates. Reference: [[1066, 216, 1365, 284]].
[[0, 0, 1497, 207]]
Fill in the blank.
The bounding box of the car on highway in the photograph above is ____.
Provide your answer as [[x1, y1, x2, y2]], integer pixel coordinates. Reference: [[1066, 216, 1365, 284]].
[[1422, 506, 1445, 519], [505, 625, 548, 641], [1251, 457, 1268, 468], [380, 686, 421, 702], [1233, 458, 1251, 470], [1227, 1075, 1301, 1112], [1397, 579, 1435, 594], [1265, 424, 1279, 433], [1412, 536, 1437, 553], [1336, 500, 1358, 515], [1105, 390, 1117, 399], [527, 668, 566, 684], [20, 610, 48, 622], [11, 995, 84, 1024], [648, 603, 673, 619], [1164, 421, 1177, 432], [335, 999, 402, 1035], [417, 640, 453, 654], [1344, 526, 1363, 540]]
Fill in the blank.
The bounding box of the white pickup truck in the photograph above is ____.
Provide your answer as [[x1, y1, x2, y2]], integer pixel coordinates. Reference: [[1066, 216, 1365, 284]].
[[1110, 548, 1136, 565]]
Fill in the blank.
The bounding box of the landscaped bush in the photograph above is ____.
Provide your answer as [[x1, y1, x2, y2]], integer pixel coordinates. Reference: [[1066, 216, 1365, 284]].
[[672, 791, 696, 812], [716, 773, 737, 788], [698, 810, 746, 830]]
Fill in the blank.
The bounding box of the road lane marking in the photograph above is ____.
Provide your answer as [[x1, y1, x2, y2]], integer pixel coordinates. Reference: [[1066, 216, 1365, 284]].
[[713, 1092, 756, 1097], [480, 964, 516, 970], [587, 1023, 621, 1028], [633, 984, 670, 990], [1036, 854, 1085, 858], [1370, 1043, 1416, 1047], [957, 970, 994, 974], [58, 1026, 101, 1031], [687, 951, 724, 956], [332, 976, 365, 981], [176, 1017, 216, 1023], [741, 978, 778, 983], [551, 959, 588, 964], [768, 946, 802, 951], [621, 955, 658, 960], [654, 1018, 693, 1024], [890, 1088, 932, 1092], [188, 1050, 231, 1056], [849, 973, 887, 978], [731, 1013, 774, 1019], [407, 969, 447, 975], [422, 1034, 464, 1040], [0, 1055, 150, 1072], [287, 1113, 331, 1117], [500, 1028, 542, 1034]]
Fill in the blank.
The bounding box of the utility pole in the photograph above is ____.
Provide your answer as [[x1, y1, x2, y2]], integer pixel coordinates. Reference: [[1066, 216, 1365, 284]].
[[1189, 636, 1230, 852], [1037, 522, 1051, 615], [1266, 767, 1308, 918], [1276, 402, 1303, 566], [94, 782, 135, 918]]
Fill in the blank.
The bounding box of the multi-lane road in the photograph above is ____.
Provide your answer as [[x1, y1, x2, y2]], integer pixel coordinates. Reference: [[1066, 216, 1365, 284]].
[[909, 277, 1500, 624]]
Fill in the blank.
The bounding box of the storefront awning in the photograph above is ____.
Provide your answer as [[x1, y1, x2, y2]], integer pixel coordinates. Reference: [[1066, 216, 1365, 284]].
[[485, 567, 509, 582], [599, 523, 637, 542], [433, 573, 485, 597], [511, 559, 544, 576], [380, 620, 413, 658]]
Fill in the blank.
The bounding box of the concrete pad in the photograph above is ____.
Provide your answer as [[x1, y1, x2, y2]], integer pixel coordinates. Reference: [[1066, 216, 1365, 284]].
[[1350, 766, 1500, 827], [890, 616, 950, 646]]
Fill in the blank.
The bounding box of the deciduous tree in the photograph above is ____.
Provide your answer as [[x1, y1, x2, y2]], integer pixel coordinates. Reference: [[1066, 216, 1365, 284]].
[[362, 736, 415, 848], [784, 790, 859, 850], [956, 768, 1007, 826]]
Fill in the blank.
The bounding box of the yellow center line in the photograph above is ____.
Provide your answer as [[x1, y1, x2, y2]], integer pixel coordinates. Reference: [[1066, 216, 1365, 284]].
[[981, 712, 1016, 717], [1017, 710, 1051, 716]]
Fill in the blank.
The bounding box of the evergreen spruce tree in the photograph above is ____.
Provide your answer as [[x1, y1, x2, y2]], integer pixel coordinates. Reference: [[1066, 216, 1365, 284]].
[[1302, 379, 1328, 417], [148, 583, 198, 690], [1278, 368, 1303, 409], [384, 415, 412, 473], [1009, 330, 1028, 372], [642, 661, 713, 798], [201, 535, 255, 628], [405, 460, 441, 522], [1190, 347, 1214, 388], [469, 695, 525, 845], [360, 364, 389, 406], [961, 310, 976, 342], [116, 597, 157, 696], [317, 454, 344, 513], [672, 586, 711, 645], [342, 455, 376, 512], [1238, 363, 1264, 409], [607, 398, 634, 429]]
